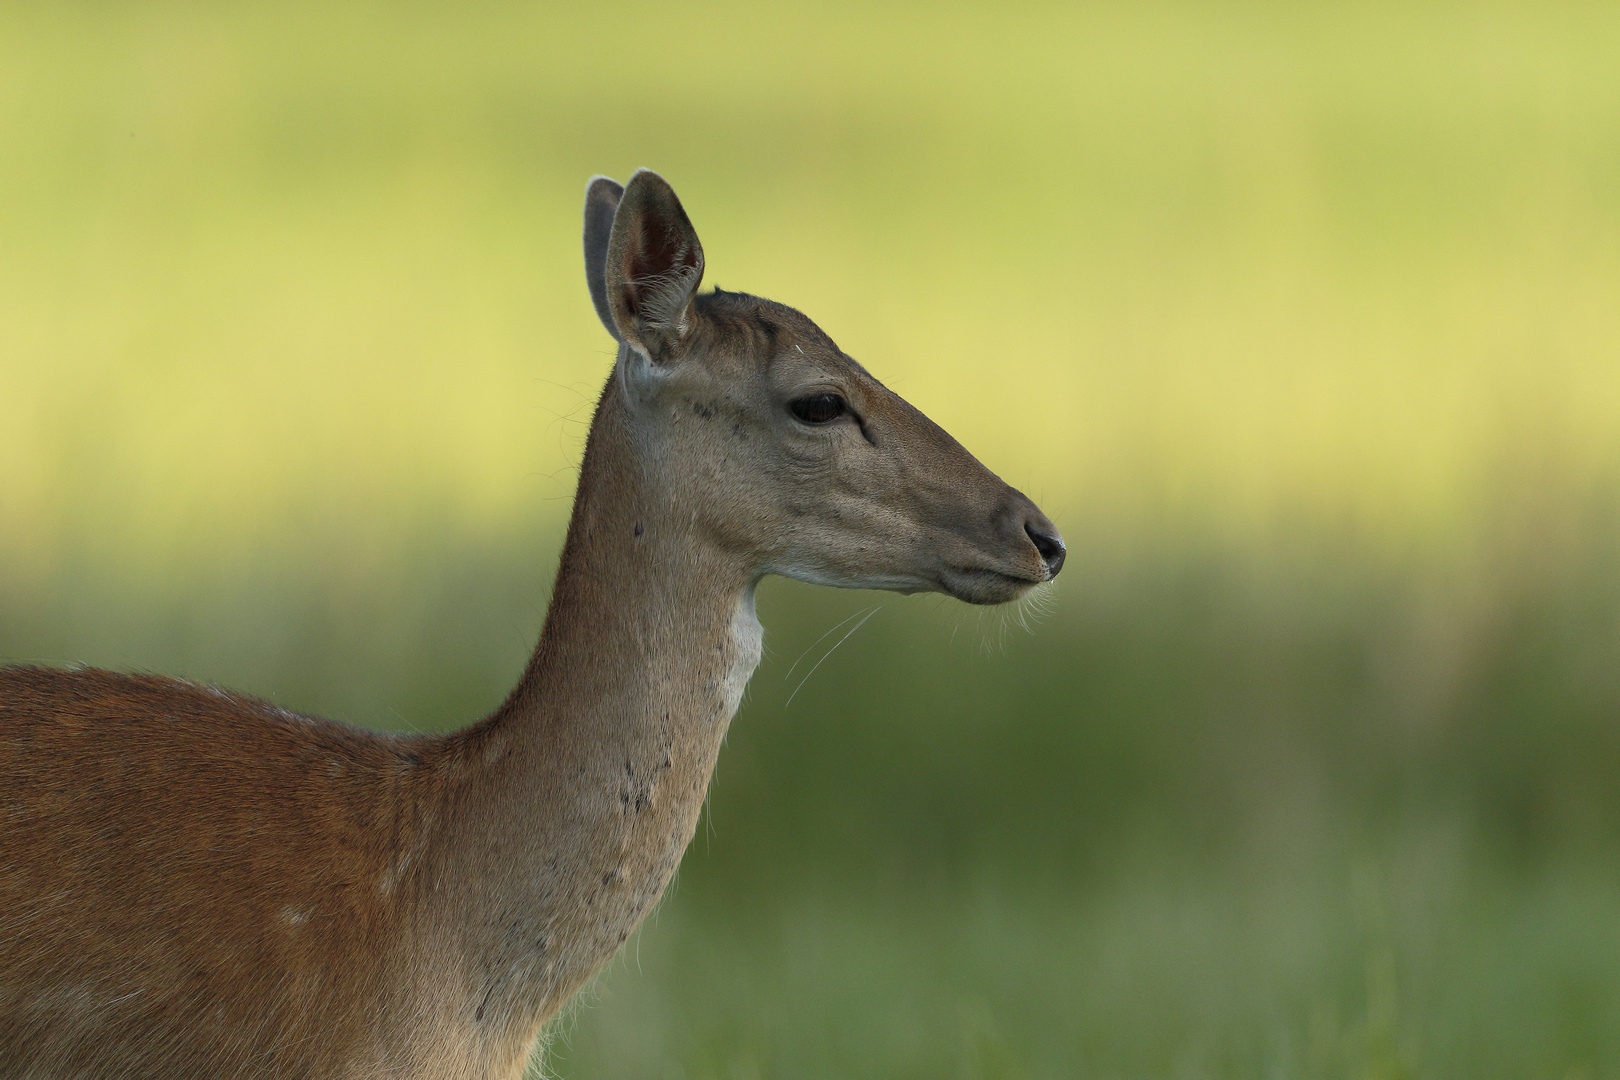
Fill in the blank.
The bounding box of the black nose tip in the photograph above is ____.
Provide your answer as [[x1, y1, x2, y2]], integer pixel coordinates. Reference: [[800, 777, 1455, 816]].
[[1025, 519, 1066, 579]]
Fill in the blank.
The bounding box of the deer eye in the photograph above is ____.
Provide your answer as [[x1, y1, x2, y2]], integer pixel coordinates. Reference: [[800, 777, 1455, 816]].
[[788, 393, 847, 425]]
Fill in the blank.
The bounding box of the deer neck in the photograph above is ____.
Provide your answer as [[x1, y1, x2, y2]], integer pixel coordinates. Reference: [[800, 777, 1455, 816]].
[[432, 375, 762, 1042]]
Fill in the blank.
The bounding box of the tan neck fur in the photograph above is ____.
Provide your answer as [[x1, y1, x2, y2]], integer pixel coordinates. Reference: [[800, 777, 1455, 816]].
[[430, 374, 762, 1055]]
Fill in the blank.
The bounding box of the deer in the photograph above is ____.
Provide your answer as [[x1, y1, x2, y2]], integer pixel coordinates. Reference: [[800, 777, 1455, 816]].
[[0, 170, 1065, 1079]]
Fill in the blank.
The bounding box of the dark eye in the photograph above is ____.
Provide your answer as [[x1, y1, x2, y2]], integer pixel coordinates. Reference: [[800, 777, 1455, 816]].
[[789, 392, 847, 425]]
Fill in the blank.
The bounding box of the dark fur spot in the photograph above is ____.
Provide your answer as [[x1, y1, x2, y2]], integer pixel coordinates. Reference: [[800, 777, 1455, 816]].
[[756, 314, 778, 350]]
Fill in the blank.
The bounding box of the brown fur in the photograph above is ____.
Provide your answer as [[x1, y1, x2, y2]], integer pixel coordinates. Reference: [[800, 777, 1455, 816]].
[[0, 171, 1062, 1078]]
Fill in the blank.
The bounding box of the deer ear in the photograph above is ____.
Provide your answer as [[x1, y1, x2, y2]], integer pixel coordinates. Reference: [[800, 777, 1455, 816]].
[[582, 176, 624, 341], [603, 169, 705, 362]]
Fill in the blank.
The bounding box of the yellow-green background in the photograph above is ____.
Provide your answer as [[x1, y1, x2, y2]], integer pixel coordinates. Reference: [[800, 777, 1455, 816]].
[[5, 2, 1620, 1076]]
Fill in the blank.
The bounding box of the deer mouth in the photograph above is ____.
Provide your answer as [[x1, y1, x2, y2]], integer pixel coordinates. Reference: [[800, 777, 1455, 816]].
[[939, 564, 1045, 605]]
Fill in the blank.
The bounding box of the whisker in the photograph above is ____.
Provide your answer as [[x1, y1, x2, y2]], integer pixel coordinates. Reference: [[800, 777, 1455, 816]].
[[782, 605, 879, 684], [785, 605, 883, 707]]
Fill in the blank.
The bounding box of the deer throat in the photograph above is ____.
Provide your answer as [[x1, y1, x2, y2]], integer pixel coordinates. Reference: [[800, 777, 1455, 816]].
[[446, 574, 765, 1044], [566, 583, 763, 961]]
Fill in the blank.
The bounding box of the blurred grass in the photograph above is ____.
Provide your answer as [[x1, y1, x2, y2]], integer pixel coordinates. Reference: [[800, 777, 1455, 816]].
[[4, 1, 1620, 1076]]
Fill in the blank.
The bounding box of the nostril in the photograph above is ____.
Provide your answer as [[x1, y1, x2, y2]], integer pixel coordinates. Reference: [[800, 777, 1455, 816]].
[[1024, 520, 1066, 578]]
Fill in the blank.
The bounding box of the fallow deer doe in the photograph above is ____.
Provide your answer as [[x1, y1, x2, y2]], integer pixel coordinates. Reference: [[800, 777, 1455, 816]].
[[0, 170, 1064, 1079]]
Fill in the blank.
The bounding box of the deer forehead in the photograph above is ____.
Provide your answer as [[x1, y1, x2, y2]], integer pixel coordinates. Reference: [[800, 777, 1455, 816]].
[[684, 294, 851, 373]]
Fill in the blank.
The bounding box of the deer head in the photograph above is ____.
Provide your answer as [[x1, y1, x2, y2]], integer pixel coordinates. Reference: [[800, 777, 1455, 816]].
[[583, 170, 1063, 605]]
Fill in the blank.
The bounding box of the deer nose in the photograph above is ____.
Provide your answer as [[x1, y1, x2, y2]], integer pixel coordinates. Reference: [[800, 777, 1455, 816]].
[[1023, 514, 1066, 579]]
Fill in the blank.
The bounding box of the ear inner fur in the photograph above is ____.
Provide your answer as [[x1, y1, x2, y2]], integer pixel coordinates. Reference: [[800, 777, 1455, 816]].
[[603, 169, 705, 360]]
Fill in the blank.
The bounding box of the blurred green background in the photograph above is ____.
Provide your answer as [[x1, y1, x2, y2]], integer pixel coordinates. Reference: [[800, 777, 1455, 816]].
[[5, 1, 1620, 1076]]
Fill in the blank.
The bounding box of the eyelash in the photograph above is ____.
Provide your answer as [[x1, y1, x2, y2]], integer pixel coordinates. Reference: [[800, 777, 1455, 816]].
[[788, 393, 848, 425]]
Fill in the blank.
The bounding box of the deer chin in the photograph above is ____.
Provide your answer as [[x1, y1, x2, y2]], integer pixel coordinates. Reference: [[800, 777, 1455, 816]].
[[938, 565, 1046, 606]]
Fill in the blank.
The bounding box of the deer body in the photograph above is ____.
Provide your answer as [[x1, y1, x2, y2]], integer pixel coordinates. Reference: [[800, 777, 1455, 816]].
[[0, 172, 1063, 1078]]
